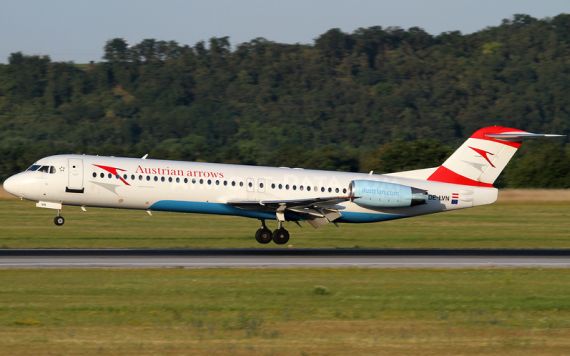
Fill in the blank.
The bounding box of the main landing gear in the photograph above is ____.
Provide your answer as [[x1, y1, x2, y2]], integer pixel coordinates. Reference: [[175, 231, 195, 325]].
[[255, 220, 290, 245]]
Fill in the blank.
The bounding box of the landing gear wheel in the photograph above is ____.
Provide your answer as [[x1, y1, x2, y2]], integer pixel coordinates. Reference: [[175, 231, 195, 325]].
[[54, 216, 65, 226], [272, 228, 290, 245], [255, 228, 272, 244]]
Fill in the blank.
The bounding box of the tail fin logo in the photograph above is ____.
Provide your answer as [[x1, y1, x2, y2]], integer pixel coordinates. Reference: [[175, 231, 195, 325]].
[[468, 146, 495, 168]]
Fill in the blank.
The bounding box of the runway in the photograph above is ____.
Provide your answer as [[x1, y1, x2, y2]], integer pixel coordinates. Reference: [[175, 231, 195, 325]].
[[1, 249, 569, 268]]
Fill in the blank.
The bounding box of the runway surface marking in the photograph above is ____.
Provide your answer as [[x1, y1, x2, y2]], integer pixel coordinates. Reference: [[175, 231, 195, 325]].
[[1, 251, 569, 268]]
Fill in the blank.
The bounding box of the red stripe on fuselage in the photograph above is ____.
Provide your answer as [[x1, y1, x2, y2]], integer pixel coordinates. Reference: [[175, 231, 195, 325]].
[[427, 166, 493, 187]]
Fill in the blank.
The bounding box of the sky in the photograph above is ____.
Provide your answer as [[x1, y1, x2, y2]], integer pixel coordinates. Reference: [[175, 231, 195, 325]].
[[0, 0, 569, 63]]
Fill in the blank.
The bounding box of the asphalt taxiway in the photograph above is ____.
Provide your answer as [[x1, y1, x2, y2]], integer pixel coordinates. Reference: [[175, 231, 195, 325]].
[[0, 249, 569, 268]]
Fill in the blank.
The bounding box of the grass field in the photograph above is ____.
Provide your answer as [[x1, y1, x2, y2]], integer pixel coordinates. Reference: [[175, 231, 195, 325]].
[[0, 268, 569, 355], [0, 190, 569, 354], [0, 189, 568, 248]]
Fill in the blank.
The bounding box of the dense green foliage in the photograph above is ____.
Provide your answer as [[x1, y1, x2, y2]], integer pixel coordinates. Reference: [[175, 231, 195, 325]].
[[0, 14, 569, 186]]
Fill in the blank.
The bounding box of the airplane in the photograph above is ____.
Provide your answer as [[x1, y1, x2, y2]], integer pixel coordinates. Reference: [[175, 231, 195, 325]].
[[2, 126, 564, 245]]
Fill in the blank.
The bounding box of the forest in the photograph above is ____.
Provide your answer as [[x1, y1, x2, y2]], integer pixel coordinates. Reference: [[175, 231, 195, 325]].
[[0, 14, 568, 187]]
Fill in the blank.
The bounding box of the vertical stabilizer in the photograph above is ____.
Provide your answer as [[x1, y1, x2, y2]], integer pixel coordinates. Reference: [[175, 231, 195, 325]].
[[428, 126, 529, 187]]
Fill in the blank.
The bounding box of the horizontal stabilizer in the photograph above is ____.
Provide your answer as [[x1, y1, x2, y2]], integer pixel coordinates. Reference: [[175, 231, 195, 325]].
[[486, 132, 565, 141]]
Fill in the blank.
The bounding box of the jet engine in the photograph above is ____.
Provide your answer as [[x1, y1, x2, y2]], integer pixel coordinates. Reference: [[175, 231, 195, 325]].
[[349, 180, 428, 209]]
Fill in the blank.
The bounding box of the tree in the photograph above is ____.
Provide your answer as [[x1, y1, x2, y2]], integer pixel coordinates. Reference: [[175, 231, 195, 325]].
[[103, 38, 130, 62]]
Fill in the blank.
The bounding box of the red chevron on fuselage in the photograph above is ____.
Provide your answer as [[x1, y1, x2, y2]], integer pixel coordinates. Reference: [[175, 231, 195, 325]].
[[93, 164, 130, 186]]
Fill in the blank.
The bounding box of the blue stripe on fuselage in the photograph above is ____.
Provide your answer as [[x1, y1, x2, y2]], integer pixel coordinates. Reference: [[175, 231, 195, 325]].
[[149, 200, 403, 223], [337, 211, 403, 223], [149, 200, 276, 220]]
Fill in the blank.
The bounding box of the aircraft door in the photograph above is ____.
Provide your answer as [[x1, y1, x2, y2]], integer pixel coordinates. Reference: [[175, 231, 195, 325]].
[[67, 158, 84, 193]]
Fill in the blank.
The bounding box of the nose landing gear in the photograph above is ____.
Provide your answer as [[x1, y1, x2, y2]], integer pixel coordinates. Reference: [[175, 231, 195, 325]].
[[53, 209, 65, 226], [54, 215, 65, 226], [254, 220, 290, 245]]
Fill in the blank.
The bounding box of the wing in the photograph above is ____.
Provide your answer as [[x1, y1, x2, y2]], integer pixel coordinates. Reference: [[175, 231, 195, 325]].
[[228, 196, 350, 228]]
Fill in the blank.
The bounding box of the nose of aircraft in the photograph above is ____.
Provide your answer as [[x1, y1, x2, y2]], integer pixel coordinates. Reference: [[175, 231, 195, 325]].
[[3, 174, 23, 197]]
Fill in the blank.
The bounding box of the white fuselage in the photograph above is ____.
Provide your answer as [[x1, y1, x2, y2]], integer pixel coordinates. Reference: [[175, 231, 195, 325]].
[[3, 154, 498, 224]]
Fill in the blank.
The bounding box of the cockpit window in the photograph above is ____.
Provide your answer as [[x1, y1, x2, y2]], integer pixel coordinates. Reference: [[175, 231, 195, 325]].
[[27, 165, 41, 171], [36, 165, 56, 174]]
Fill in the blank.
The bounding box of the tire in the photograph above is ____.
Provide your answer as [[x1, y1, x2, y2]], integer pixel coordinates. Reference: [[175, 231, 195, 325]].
[[272, 228, 290, 245], [54, 216, 65, 226], [255, 228, 272, 244]]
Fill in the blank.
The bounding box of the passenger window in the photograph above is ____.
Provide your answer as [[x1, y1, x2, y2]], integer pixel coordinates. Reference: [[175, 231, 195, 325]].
[[231, 181, 236, 186], [176, 177, 180, 183], [161, 177, 165, 182], [200, 179, 204, 184], [146, 176, 150, 181], [184, 178, 188, 183], [108, 173, 113, 179], [168, 177, 173, 183], [321, 187, 325, 192], [307, 186, 311, 191], [292, 185, 296, 190], [154, 176, 158, 182], [335, 188, 339, 193], [92, 172, 97, 178]]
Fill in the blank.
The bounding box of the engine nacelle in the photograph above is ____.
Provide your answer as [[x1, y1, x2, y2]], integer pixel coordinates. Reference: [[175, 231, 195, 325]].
[[349, 180, 428, 209]]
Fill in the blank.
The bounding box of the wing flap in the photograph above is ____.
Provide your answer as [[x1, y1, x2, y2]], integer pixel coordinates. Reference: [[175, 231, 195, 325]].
[[228, 196, 349, 210], [227, 196, 349, 227]]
